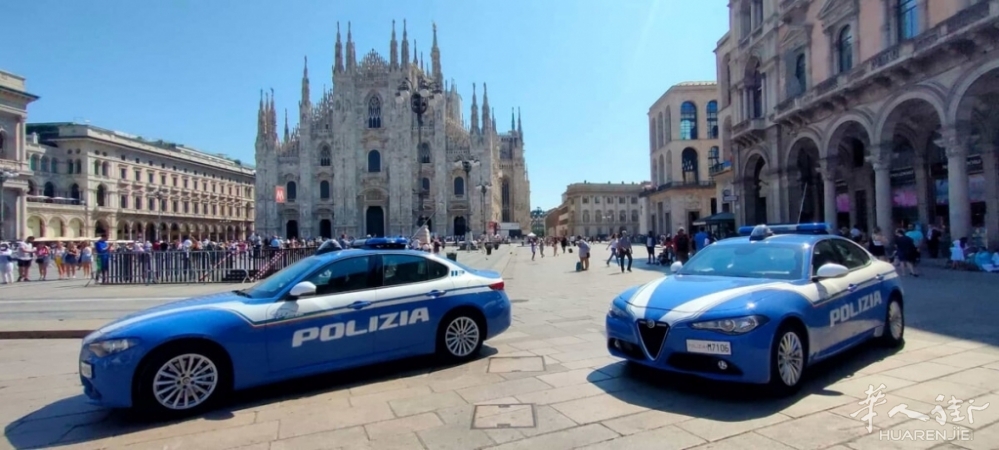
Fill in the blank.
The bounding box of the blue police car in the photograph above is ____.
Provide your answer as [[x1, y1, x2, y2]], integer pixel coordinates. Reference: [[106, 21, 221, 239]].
[[78, 238, 511, 415], [606, 224, 904, 394]]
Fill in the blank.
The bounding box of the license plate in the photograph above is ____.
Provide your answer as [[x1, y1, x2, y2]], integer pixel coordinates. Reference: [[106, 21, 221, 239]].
[[686, 339, 732, 355], [80, 362, 92, 379]]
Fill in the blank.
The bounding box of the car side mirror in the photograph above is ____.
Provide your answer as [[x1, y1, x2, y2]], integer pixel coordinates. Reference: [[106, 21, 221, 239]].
[[670, 261, 683, 273], [288, 281, 317, 299], [814, 263, 849, 279]]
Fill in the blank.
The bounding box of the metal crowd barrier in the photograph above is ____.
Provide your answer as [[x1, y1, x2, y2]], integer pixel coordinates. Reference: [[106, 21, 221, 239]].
[[94, 247, 316, 285]]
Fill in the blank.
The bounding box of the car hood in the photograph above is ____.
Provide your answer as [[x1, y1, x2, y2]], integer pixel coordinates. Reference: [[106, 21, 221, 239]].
[[624, 275, 791, 322], [85, 291, 246, 341]]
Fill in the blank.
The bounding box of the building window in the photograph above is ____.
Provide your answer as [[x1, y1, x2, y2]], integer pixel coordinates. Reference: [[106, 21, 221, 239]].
[[421, 177, 430, 192], [656, 112, 664, 147], [837, 25, 853, 73], [582, 210, 590, 223], [286, 181, 297, 202], [706, 101, 718, 139], [320, 180, 330, 199], [367, 96, 382, 128], [631, 210, 639, 222], [619, 210, 627, 222], [794, 53, 807, 94], [120, 168, 127, 179], [897, 0, 919, 41], [419, 143, 431, 164], [750, 61, 764, 119], [680, 102, 698, 140], [147, 172, 154, 183], [664, 107, 672, 141], [740, 0, 752, 38], [367, 150, 381, 172], [319, 146, 332, 166], [96, 185, 106, 206], [751, 0, 763, 29], [648, 118, 656, 152], [120, 195, 128, 209], [682, 147, 699, 183], [453, 177, 465, 197], [135, 196, 142, 210]]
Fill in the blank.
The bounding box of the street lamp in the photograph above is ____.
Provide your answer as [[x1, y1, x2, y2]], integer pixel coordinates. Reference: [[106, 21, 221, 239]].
[[453, 157, 479, 249], [475, 181, 491, 238], [0, 168, 17, 241], [395, 77, 442, 154]]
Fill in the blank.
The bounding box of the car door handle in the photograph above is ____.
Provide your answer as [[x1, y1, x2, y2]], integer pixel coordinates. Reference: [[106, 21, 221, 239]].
[[348, 301, 372, 310], [847, 284, 858, 292], [875, 274, 884, 281], [427, 290, 446, 298]]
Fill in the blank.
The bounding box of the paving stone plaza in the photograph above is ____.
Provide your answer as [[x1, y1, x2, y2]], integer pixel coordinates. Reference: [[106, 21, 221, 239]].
[[3, 244, 999, 450]]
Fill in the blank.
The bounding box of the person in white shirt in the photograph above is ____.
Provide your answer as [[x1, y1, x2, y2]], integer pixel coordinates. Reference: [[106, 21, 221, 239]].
[[646, 234, 656, 264]]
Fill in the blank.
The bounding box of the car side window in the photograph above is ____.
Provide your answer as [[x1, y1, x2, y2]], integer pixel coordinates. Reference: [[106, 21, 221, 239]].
[[382, 254, 437, 287], [811, 240, 842, 276], [831, 239, 871, 270], [306, 256, 374, 296]]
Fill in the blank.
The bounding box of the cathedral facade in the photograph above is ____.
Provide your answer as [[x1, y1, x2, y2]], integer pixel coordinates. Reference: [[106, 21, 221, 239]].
[[253, 21, 531, 240]]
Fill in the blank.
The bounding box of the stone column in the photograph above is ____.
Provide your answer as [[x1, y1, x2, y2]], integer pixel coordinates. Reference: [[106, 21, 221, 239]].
[[982, 148, 998, 247], [16, 187, 27, 239], [819, 161, 837, 229], [940, 129, 972, 239], [872, 151, 893, 233], [913, 154, 931, 227]]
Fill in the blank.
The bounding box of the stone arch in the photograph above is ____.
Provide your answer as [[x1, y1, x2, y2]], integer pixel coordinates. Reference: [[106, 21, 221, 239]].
[[785, 135, 823, 223], [68, 218, 84, 239], [947, 58, 999, 123], [27, 215, 45, 238], [657, 154, 665, 184], [784, 128, 824, 168], [874, 88, 947, 148], [821, 113, 874, 159], [94, 219, 110, 237], [742, 149, 770, 226], [664, 151, 673, 183], [48, 217, 66, 238]]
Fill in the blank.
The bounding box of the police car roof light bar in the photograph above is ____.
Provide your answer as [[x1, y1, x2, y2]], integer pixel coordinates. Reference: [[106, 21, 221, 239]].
[[352, 237, 410, 250], [738, 223, 830, 237]]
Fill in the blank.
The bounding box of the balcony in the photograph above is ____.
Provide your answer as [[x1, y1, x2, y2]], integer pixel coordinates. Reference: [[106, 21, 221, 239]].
[[731, 117, 767, 147], [775, 0, 997, 124], [26, 195, 87, 211], [779, 0, 811, 23], [710, 161, 733, 176], [639, 180, 716, 197]]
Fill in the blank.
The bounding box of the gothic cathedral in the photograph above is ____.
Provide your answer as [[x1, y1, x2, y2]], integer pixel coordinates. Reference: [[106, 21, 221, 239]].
[[253, 21, 531, 240]]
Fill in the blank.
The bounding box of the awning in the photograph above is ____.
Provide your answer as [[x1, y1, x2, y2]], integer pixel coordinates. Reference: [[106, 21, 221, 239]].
[[693, 212, 736, 226]]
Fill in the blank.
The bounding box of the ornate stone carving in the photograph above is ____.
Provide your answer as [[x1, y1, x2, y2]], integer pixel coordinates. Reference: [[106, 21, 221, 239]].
[[364, 190, 385, 201], [359, 50, 389, 78]]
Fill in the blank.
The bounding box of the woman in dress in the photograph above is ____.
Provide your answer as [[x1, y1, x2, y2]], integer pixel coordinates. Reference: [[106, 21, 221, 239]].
[[868, 227, 888, 262], [35, 243, 50, 281], [64, 243, 79, 279], [53, 242, 66, 279], [80, 243, 93, 278]]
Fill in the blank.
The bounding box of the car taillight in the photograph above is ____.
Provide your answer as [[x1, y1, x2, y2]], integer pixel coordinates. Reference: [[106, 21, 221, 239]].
[[489, 281, 505, 291]]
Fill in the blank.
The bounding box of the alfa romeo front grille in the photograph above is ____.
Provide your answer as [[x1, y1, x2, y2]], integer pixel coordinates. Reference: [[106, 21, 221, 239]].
[[636, 320, 670, 360]]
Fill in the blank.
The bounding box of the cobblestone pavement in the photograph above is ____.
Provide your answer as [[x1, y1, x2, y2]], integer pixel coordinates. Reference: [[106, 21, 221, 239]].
[[4, 244, 999, 450]]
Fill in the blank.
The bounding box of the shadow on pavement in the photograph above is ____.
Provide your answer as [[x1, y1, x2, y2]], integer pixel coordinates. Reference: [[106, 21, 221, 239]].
[[3, 346, 499, 449], [593, 342, 902, 421]]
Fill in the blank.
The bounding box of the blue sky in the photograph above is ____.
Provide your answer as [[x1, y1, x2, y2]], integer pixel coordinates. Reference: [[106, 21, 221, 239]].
[[2, 0, 728, 211]]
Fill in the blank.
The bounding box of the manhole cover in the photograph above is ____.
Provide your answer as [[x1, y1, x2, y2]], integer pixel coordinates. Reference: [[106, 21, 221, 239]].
[[510, 299, 529, 303], [472, 403, 537, 429], [487, 356, 545, 373]]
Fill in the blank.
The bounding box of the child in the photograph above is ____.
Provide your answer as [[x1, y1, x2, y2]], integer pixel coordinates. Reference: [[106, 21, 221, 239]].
[[0, 243, 13, 284]]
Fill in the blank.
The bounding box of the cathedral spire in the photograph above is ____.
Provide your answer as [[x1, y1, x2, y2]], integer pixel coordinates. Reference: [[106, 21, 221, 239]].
[[300, 56, 310, 108], [346, 22, 356, 72], [491, 107, 496, 133], [511, 108, 516, 131], [401, 19, 410, 69], [334, 22, 344, 74], [257, 89, 265, 141], [269, 88, 277, 142], [284, 109, 289, 143], [470, 83, 480, 135], [431, 22, 442, 85], [413, 40, 418, 72], [517, 107, 522, 136], [389, 20, 399, 70], [481, 83, 491, 133]]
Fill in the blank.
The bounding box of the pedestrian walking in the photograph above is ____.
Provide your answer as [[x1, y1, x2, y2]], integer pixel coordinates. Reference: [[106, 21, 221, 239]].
[[576, 236, 591, 271], [606, 234, 619, 267], [617, 231, 633, 273]]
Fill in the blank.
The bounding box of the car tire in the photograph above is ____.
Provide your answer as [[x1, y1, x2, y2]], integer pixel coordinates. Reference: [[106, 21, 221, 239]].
[[768, 323, 807, 396], [134, 343, 230, 418], [437, 311, 484, 362], [880, 295, 905, 348]]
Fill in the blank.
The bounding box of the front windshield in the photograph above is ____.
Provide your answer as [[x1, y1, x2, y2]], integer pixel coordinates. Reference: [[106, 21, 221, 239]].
[[677, 243, 804, 280], [241, 256, 320, 298]]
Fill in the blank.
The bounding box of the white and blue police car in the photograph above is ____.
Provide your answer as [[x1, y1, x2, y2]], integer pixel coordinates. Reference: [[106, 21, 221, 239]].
[[606, 223, 904, 394], [78, 238, 511, 415]]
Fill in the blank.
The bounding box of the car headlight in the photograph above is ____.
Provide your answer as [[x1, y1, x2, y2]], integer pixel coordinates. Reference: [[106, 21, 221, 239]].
[[690, 315, 768, 334], [88, 338, 139, 358], [608, 302, 630, 319]]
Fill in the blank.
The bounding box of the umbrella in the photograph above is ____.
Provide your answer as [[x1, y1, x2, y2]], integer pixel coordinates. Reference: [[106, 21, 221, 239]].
[[527, 232, 536, 238]]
